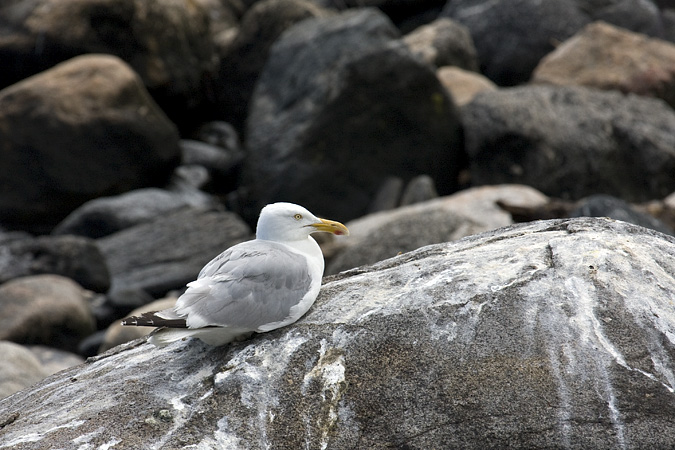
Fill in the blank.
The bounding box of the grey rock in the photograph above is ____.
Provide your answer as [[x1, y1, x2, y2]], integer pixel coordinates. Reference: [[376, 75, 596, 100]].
[[571, 194, 674, 235], [327, 184, 548, 274], [0, 275, 96, 353], [399, 174, 438, 206], [97, 207, 251, 297], [402, 17, 478, 70], [0, 235, 110, 292], [575, 0, 664, 38], [215, 0, 330, 131], [462, 85, 675, 202], [0, 54, 180, 232], [367, 176, 404, 214], [245, 8, 464, 223], [53, 188, 216, 239], [27, 346, 84, 377], [442, 0, 590, 85], [2, 218, 675, 448], [0, 341, 49, 400]]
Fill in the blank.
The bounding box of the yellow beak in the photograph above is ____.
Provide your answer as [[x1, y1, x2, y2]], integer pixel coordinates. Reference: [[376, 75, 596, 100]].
[[309, 218, 350, 236]]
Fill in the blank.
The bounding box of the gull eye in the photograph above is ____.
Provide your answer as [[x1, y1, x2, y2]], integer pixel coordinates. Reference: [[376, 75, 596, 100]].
[[293, 213, 303, 220]]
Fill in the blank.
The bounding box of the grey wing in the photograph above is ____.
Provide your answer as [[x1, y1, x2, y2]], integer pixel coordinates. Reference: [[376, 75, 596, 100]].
[[175, 240, 313, 329]]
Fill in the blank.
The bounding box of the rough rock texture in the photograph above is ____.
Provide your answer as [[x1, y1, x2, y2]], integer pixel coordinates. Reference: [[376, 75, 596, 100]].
[[215, 0, 329, 132], [97, 207, 251, 297], [2, 218, 675, 448], [245, 8, 464, 223], [0, 54, 181, 232], [0, 0, 218, 128], [442, 0, 590, 85], [532, 21, 675, 109], [402, 17, 478, 70], [0, 235, 110, 292], [0, 275, 96, 353], [462, 85, 675, 202], [327, 184, 548, 274]]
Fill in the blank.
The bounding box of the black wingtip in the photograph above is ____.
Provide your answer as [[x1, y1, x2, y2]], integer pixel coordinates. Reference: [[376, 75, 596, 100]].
[[121, 312, 188, 328]]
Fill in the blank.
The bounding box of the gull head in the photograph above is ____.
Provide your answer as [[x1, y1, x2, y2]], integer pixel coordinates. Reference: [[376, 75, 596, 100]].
[[256, 202, 349, 242]]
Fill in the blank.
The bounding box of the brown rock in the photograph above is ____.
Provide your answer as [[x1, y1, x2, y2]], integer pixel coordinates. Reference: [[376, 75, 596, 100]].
[[532, 21, 675, 108], [0, 275, 96, 353], [437, 66, 497, 106], [0, 54, 180, 232]]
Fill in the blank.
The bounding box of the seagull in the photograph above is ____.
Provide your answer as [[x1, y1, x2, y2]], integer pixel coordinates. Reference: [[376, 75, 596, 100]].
[[121, 202, 349, 346]]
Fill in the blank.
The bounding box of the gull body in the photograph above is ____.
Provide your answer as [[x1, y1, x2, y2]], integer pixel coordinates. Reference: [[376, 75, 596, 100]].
[[121, 202, 349, 346]]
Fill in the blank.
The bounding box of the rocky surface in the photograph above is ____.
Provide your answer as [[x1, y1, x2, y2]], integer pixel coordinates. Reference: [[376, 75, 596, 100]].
[[97, 207, 251, 297], [462, 85, 675, 202], [1, 1, 675, 446], [244, 8, 464, 222], [2, 219, 675, 448], [0, 54, 180, 233], [0, 235, 110, 292], [0, 275, 96, 353], [327, 184, 548, 274], [532, 21, 675, 109]]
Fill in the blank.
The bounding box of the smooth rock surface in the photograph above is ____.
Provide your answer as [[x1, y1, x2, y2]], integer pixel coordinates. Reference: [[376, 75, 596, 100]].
[[462, 85, 675, 202], [0, 54, 180, 232], [3, 218, 674, 448], [0, 342, 50, 400], [97, 207, 251, 297], [0, 275, 96, 353]]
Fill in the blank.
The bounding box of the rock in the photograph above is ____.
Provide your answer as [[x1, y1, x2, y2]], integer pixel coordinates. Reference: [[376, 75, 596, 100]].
[[90, 288, 155, 329], [575, 0, 665, 38], [462, 85, 675, 202], [402, 17, 478, 70], [327, 184, 548, 274], [99, 297, 177, 353], [245, 8, 464, 223], [0, 0, 218, 129], [214, 0, 330, 131], [27, 346, 85, 377], [442, 0, 590, 85], [0, 54, 181, 233], [194, 121, 243, 157], [571, 194, 674, 235], [179, 139, 245, 192], [532, 21, 675, 109], [0, 235, 110, 293], [3, 218, 675, 448], [436, 65, 497, 106], [53, 188, 216, 239], [367, 176, 404, 214], [0, 341, 49, 400], [399, 174, 438, 206], [97, 207, 252, 297], [0, 275, 96, 353]]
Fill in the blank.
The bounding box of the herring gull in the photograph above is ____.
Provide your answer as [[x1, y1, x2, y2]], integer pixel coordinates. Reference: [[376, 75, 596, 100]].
[[121, 202, 349, 346]]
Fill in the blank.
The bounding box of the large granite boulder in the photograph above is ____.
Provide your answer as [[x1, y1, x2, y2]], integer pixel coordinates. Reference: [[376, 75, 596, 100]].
[[2, 218, 675, 448], [0, 54, 180, 233], [244, 8, 464, 223], [462, 85, 675, 202]]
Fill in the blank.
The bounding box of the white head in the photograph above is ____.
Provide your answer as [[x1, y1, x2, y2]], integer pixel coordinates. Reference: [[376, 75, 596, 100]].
[[256, 202, 349, 242]]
